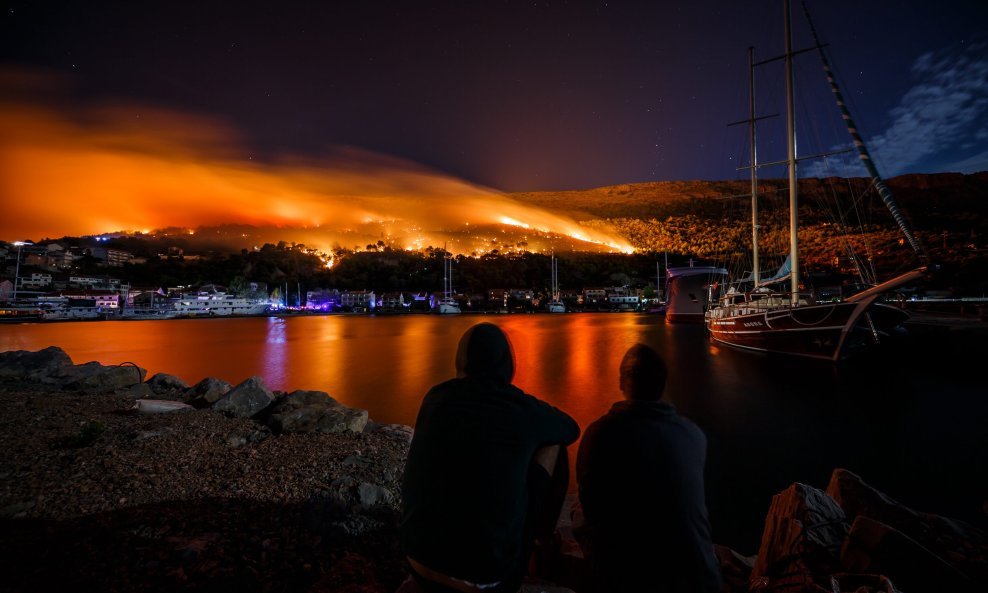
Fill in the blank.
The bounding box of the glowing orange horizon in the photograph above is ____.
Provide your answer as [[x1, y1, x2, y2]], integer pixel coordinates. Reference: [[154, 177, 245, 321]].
[[0, 96, 633, 254]]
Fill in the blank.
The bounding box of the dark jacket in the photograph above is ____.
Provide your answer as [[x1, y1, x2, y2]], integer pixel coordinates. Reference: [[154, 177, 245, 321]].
[[400, 324, 579, 585], [577, 399, 721, 593]]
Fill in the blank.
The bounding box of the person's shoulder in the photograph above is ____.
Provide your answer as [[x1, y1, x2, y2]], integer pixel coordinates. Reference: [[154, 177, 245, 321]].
[[582, 404, 628, 437], [427, 377, 461, 394], [663, 409, 707, 448]]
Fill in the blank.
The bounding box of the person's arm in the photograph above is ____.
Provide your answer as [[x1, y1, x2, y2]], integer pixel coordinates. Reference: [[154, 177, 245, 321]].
[[575, 422, 601, 524], [526, 395, 580, 445]]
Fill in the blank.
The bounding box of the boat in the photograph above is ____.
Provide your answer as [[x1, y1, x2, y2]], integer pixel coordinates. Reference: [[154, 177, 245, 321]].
[[437, 250, 461, 315], [120, 308, 178, 320], [121, 290, 178, 319], [547, 254, 565, 313], [173, 285, 270, 317], [41, 305, 102, 321], [0, 304, 44, 323], [704, 0, 926, 361], [665, 265, 728, 323]]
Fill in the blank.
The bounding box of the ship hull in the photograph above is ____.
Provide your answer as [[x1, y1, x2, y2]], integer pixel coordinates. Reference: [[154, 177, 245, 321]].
[[706, 302, 909, 361]]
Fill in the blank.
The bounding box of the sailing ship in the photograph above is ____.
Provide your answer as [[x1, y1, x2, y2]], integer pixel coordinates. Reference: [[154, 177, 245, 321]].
[[704, 0, 926, 361], [547, 254, 565, 313], [438, 250, 461, 315]]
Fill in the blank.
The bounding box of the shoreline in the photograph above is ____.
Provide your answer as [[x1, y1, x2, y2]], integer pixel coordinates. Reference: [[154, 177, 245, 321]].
[[0, 374, 412, 592]]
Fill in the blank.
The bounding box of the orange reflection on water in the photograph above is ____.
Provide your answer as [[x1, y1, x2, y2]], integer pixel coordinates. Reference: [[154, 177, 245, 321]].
[[0, 315, 674, 431]]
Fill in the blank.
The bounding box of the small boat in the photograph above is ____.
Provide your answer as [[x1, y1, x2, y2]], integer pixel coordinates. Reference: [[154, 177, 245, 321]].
[[41, 306, 102, 321], [0, 304, 44, 323], [437, 250, 461, 315], [704, 0, 926, 361], [547, 254, 565, 313]]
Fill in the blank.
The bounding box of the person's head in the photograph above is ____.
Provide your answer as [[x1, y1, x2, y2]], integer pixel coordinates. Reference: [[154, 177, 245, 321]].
[[455, 323, 515, 384], [619, 343, 668, 401]]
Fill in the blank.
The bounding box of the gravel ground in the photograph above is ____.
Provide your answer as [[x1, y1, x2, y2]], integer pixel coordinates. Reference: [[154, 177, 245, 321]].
[[0, 382, 410, 593]]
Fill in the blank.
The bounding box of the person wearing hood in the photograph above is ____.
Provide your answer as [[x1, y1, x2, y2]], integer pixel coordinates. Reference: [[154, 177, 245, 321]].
[[576, 343, 721, 592], [400, 323, 579, 593]]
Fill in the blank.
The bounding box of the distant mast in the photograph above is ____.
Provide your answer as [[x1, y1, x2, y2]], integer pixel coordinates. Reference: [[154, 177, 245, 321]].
[[799, 0, 926, 262]]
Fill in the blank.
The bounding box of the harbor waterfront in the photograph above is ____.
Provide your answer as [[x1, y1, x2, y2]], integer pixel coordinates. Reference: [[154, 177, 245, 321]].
[[1, 313, 984, 550]]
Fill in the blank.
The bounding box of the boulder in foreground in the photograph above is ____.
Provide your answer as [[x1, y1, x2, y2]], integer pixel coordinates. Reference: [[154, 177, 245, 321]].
[[266, 390, 368, 434], [184, 376, 232, 408], [212, 376, 275, 418], [59, 361, 148, 392], [0, 346, 73, 382]]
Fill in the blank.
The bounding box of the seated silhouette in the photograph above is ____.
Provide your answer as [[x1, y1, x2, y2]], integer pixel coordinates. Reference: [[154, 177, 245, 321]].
[[400, 323, 579, 593], [576, 343, 721, 592]]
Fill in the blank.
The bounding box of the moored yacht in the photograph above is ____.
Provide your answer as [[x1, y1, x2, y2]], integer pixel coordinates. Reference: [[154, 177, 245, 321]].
[[173, 285, 269, 317], [703, 0, 926, 361]]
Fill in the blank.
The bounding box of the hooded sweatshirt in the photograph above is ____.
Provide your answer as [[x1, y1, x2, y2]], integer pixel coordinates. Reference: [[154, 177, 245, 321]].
[[577, 399, 721, 593], [400, 323, 579, 585]]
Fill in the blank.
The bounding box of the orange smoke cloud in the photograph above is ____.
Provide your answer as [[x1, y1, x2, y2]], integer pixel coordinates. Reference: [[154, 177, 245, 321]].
[[0, 81, 632, 254]]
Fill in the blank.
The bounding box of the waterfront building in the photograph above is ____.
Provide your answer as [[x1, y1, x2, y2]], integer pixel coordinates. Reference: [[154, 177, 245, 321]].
[[379, 292, 406, 311], [607, 294, 641, 311], [583, 287, 608, 307], [51, 288, 121, 309], [305, 289, 342, 311], [341, 290, 376, 311]]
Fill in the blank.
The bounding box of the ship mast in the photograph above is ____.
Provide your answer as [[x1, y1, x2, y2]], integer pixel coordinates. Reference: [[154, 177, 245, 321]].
[[748, 46, 761, 286], [784, 0, 800, 304]]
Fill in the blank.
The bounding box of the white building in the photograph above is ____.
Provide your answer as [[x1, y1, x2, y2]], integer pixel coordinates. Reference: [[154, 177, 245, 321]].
[[68, 275, 121, 289], [341, 290, 376, 311], [19, 273, 53, 289]]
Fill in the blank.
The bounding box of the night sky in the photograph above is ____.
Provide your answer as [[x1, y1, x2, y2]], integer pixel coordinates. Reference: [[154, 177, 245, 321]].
[[2, 1, 987, 192]]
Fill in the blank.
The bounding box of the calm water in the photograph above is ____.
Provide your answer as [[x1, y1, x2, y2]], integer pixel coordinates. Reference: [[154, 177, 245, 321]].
[[1, 313, 985, 551]]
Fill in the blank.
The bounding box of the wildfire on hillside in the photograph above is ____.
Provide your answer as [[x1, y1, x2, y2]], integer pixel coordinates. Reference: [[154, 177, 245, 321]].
[[0, 92, 632, 255]]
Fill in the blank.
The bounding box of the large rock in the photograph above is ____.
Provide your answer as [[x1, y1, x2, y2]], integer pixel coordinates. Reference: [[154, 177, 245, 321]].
[[146, 372, 190, 394], [751, 482, 848, 589], [58, 361, 147, 392], [0, 346, 73, 381], [827, 468, 988, 586], [841, 515, 973, 591], [185, 377, 232, 409], [266, 390, 368, 434], [212, 376, 274, 418]]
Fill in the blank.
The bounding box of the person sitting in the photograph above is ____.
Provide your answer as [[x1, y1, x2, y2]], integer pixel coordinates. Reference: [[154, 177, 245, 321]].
[[576, 343, 721, 592], [400, 323, 580, 593]]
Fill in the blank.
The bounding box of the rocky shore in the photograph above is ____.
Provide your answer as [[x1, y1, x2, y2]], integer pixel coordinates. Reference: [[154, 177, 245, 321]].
[[0, 347, 411, 592], [1, 347, 986, 592]]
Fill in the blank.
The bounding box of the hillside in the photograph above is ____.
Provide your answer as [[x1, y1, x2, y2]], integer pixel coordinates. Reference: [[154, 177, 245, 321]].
[[510, 172, 988, 275], [510, 172, 988, 225]]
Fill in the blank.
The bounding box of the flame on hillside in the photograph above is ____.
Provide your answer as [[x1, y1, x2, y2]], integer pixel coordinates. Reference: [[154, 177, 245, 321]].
[[0, 84, 632, 254]]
